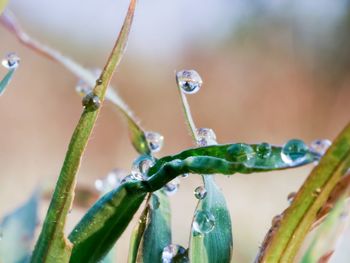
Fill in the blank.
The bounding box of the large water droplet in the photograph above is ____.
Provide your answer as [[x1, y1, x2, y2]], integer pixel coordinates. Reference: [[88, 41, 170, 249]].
[[176, 70, 202, 94], [310, 139, 331, 156], [193, 210, 215, 234], [163, 178, 180, 196], [196, 128, 217, 146], [162, 244, 188, 263], [131, 156, 155, 180], [281, 139, 309, 165], [227, 143, 255, 166], [145, 131, 164, 153], [194, 186, 207, 200], [2, 52, 20, 69], [256, 142, 272, 158], [82, 92, 100, 110]]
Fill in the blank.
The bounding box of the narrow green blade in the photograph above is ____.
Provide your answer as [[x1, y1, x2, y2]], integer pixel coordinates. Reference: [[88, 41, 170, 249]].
[[0, 68, 15, 96], [189, 175, 233, 263]]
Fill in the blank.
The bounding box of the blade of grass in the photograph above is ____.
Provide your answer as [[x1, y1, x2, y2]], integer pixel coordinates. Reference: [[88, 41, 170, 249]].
[[256, 122, 350, 263], [0, 68, 16, 96], [0, 9, 150, 155], [30, 1, 137, 261]]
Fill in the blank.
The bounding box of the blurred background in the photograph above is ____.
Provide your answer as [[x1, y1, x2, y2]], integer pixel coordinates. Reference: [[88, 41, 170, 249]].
[[0, 0, 349, 262]]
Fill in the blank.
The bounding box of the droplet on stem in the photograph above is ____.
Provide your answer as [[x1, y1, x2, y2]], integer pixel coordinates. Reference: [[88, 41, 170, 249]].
[[176, 69, 203, 94], [192, 210, 215, 234], [2, 52, 20, 69], [194, 186, 207, 200], [196, 128, 217, 146], [227, 143, 255, 166], [145, 131, 164, 153], [82, 92, 101, 111], [281, 139, 309, 165], [131, 156, 155, 181], [310, 139, 332, 156], [256, 142, 272, 158], [287, 192, 296, 203]]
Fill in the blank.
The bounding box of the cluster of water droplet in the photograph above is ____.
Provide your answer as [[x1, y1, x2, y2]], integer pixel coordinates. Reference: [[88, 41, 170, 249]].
[[145, 131, 164, 153], [192, 210, 216, 235], [94, 169, 125, 193], [196, 128, 217, 146], [2, 52, 20, 70], [176, 70, 202, 94], [161, 244, 188, 263], [130, 156, 155, 181]]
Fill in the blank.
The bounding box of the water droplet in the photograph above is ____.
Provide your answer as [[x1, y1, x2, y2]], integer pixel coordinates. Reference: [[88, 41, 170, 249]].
[[163, 178, 180, 196], [196, 128, 217, 146], [82, 92, 100, 110], [227, 143, 255, 166], [162, 244, 188, 263], [182, 173, 189, 178], [287, 192, 296, 203], [310, 139, 331, 156], [150, 194, 160, 210], [96, 78, 103, 85], [271, 214, 282, 227], [194, 186, 207, 200], [256, 143, 272, 158], [131, 156, 155, 181], [145, 131, 164, 153], [193, 210, 215, 234], [94, 179, 104, 192], [120, 174, 134, 184], [2, 52, 20, 69], [176, 70, 202, 94], [281, 139, 309, 165]]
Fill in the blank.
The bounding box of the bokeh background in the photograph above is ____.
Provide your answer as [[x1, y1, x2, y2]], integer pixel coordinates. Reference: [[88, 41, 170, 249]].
[[0, 0, 349, 262]]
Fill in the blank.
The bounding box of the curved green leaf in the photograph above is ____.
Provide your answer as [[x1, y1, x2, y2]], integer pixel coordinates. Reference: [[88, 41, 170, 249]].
[[189, 175, 233, 263], [69, 181, 147, 263], [0, 68, 16, 96], [0, 190, 39, 263]]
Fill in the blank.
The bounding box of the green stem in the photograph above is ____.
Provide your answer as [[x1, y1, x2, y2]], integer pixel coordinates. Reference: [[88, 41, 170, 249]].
[[30, 1, 137, 262], [257, 122, 350, 263]]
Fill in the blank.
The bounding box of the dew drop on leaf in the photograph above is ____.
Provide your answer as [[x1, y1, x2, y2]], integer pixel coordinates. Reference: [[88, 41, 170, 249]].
[[145, 131, 164, 153], [163, 178, 180, 196], [1, 52, 20, 69], [131, 156, 155, 181], [176, 69, 202, 94], [82, 92, 101, 110], [196, 128, 217, 146], [193, 210, 215, 234], [287, 192, 296, 203], [194, 186, 207, 200], [310, 139, 331, 156], [281, 139, 309, 165], [161, 244, 188, 263], [256, 142, 272, 158], [227, 143, 255, 166]]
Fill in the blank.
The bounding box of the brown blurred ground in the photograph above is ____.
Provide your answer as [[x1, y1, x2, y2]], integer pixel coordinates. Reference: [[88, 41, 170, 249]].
[[0, 8, 349, 262]]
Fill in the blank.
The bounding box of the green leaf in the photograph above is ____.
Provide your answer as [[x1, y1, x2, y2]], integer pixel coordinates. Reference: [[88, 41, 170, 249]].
[[30, 1, 137, 262], [256, 122, 350, 263], [301, 193, 350, 263], [136, 191, 171, 263], [189, 175, 233, 263], [0, 68, 16, 96], [69, 181, 147, 263], [0, 190, 39, 263]]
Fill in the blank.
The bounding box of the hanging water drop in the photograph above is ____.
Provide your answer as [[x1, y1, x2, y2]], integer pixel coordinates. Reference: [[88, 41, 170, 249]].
[[281, 139, 309, 165], [194, 186, 207, 200], [161, 244, 188, 263], [227, 143, 255, 166], [193, 210, 215, 234], [287, 192, 296, 203], [310, 139, 331, 156], [176, 70, 202, 94], [163, 178, 180, 196], [196, 128, 217, 146], [145, 131, 164, 153], [256, 142, 272, 158], [2, 52, 20, 69], [131, 156, 155, 181]]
